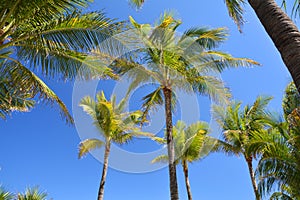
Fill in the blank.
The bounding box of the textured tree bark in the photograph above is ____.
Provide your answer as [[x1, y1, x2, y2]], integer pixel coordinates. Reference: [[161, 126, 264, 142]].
[[98, 141, 111, 200], [0, 29, 4, 45], [182, 160, 193, 200], [245, 156, 260, 200], [248, 0, 300, 93], [163, 87, 179, 200]]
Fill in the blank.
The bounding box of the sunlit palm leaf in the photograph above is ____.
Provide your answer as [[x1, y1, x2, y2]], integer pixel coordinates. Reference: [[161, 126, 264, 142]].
[[128, 0, 145, 9], [78, 138, 104, 158], [224, 0, 246, 32], [0, 1, 121, 122], [1, 61, 73, 123], [151, 155, 169, 164], [17, 187, 47, 200], [78, 91, 151, 159], [0, 187, 14, 200]]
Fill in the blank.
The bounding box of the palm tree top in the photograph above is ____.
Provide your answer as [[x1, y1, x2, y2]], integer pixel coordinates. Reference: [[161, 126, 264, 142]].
[[78, 91, 155, 158], [152, 120, 210, 164], [114, 13, 259, 111], [17, 187, 47, 200], [212, 95, 275, 157]]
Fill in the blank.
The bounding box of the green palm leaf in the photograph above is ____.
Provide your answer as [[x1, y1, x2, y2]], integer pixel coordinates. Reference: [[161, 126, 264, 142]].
[[1, 61, 72, 123], [0, 1, 121, 121], [151, 155, 169, 164], [224, 0, 246, 32], [0, 187, 14, 200], [78, 91, 152, 157], [17, 187, 47, 200], [78, 138, 105, 158]]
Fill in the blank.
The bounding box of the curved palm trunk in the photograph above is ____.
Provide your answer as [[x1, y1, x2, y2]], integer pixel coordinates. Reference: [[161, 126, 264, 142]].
[[245, 156, 260, 200], [163, 87, 179, 200], [248, 0, 300, 93], [98, 140, 111, 200], [182, 160, 192, 200]]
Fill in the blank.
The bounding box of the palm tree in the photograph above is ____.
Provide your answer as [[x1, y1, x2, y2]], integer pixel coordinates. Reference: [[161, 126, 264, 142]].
[[113, 12, 258, 200], [152, 120, 209, 200], [251, 123, 300, 199], [0, 0, 119, 122], [17, 187, 47, 200], [213, 96, 274, 200], [129, 0, 300, 94], [251, 82, 300, 199], [78, 91, 149, 200]]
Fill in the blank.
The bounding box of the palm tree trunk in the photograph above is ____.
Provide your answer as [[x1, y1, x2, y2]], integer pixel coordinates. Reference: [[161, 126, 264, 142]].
[[182, 160, 192, 200], [0, 29, 4, 45], [98, 140, 111, 200], [245, 156, 260, 200], [163, 87, 179, 200], [248, 0, 300, 93]]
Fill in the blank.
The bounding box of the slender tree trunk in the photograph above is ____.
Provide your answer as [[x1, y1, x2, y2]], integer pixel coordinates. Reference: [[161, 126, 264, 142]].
[[163, 87, 179, 200], [245, 156, 260, 200], [182, 160, 192, 200], [248, 0, 300, 93], [98, 140, 111, 200], [0, 29, 4, 45]]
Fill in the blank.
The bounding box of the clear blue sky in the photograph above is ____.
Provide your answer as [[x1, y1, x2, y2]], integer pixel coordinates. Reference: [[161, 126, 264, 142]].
[[0, 0, 295, 199]]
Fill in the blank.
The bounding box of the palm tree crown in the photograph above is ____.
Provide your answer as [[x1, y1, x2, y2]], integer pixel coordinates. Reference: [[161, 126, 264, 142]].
[[152, 120, 210, 200], [0, 0, 120, 122], [78, 91, 149, 200]]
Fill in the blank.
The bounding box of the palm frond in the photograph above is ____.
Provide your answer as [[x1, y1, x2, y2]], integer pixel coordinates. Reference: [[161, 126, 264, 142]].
[[188, 75, 231, 104], [0, 73, 35, 119], [78, 138, 104, 158], [282, 82, 300, 120], [79, 96, 97, 120], [17, 187, 47, 200], [282, 0, 300, 19], [245, 95, 273, 118], [210, 138, 241, 156], [270, 191, 293, 200], [1, 61, 73, 123], [224, 0, 246, 32], [184, 121, 208, 150], [128, 0, 145, 9], [180, 27, 228, 50], [0, 0, 93, 28], [9, 11, 121, 80], [141, 87, 163, 123], [0, 2, 122, 122], [151, 154, 169, 164], [195, 51, 259, 73], [0, 187, 14, 200]]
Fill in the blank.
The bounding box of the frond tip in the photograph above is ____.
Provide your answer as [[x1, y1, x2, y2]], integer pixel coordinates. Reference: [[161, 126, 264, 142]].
[[224, 0, 246, 32], [129, 0, 145, 9]]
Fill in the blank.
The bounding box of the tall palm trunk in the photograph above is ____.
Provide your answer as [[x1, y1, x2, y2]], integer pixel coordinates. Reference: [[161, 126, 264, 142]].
[[245, 156, 260, 200], [182, 160, 192, 200], [163, 87, 179, 200], [248, 0, 300, 93], [98, 140, 111, 200], [0, 29, 4, 45]]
